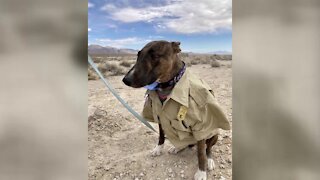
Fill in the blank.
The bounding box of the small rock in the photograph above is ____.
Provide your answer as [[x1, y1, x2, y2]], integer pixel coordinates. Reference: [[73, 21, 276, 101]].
[[180, 170, 184, 174], [139, 172, 144, 177], [227, 158, 232, 163], [219, 164, 225, 169], [219, 176, 226, 180], [181, 174, 185, 178], [134, 178, 139, 180], [167, 168, 173, 173]]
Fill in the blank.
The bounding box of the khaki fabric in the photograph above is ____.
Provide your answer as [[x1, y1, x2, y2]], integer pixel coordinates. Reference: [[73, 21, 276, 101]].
[[142, 69, 230, 149]]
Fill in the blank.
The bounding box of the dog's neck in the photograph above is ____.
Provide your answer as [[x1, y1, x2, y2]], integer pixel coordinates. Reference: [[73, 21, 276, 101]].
[[157, 56, 185, 90], [169, 56, 184, 81], [156, 56, 185, 102]]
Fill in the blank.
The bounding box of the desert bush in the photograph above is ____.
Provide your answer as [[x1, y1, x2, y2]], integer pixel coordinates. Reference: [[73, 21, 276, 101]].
[[211, 60, 221, 68], [97, 63, 108, 73], [210, 55, 218, 61], [185, 61, 192, 67], [120, 60, 132, 67], [89, 62, 126, 77], [94, 62, 125, 76], [88, 70, 99, 80], [191, 57, 200, 65], [112, 66, 126, 76], [104, 62, 126, 76], [201, 57, 210, 64]]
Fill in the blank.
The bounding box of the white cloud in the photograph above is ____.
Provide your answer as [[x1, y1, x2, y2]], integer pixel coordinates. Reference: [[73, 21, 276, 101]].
[[96, 37, 149, 48], [101, 0, 231, 34], [148, 35, 164, 39], [106, 24, 117, 29], [88, 28, 92, 32], [88, 2, 94, 8]]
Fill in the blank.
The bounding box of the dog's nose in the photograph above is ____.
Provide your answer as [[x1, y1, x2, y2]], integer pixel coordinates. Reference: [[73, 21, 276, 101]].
[[122, 76, 132, 86]]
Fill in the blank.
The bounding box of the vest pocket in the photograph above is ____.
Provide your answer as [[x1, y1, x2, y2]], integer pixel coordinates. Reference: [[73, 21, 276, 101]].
[[171, 119, 192, 140]]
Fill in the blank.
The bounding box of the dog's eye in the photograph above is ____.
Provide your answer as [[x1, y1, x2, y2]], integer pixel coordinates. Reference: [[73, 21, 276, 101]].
[[153, 54, 161, 58], [151, 52, 162, 59]]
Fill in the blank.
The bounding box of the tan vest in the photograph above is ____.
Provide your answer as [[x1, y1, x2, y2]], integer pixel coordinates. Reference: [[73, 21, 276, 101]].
[[142, 69, 230, 149]]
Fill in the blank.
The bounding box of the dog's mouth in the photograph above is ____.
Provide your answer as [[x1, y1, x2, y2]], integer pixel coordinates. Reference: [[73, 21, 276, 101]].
[[130, 78, 158, 88], [122, 73, 158, 88]]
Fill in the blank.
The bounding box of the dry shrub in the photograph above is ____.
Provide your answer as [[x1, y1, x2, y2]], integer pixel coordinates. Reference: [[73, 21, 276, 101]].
[[212, 54, 232, 61], [97, 63, 108, 73], [211, 60, 221, 68], [103, 62, 126, 76], [191, 58, 200, 65], [189, 56, 212, 64], [185, 61, 192, 67], [88, 70, 99, 80], [89, 62, 126, 76], [201, 57, 210, 64], [120, 60, 132, 67], [210, 55, 218, 61], [220, 55, 232, 60]]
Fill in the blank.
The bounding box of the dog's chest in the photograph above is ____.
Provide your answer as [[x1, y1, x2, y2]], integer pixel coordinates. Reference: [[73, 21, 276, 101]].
[[156, 88, 173, 103]]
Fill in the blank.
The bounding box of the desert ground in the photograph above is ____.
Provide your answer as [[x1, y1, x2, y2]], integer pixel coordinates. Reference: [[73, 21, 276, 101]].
[[88, 54, 232, 180]]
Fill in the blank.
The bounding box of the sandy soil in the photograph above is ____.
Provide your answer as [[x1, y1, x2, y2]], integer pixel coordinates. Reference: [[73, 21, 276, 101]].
[[88, 61, 232, 180]]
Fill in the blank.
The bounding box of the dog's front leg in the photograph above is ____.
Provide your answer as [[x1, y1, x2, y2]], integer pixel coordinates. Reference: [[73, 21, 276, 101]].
[[151, 123, 165, 156], [194, 139, 207, 180]]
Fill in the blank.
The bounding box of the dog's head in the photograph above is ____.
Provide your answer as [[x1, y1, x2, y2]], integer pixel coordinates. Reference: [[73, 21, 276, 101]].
[[122, 40, 181, 88]]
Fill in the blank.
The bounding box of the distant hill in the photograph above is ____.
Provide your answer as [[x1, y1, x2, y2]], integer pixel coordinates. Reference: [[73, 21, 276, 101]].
[[88, 44, 138, 55], [88, 44, 231, 58], [207, 51, 232, 55]]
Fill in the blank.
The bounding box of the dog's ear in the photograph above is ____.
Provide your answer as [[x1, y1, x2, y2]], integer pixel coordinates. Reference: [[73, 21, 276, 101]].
[[171, 41, 181, 53]]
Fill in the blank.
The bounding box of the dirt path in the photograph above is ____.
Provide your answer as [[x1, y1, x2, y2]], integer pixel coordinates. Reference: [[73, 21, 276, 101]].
[[88, 62, 232, 180]]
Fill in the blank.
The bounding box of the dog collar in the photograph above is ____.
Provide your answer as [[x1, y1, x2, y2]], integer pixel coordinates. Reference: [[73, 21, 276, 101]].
[[157, 62, 186, 90], [144, 81, 159, 90], [144, 62, 186, 91]]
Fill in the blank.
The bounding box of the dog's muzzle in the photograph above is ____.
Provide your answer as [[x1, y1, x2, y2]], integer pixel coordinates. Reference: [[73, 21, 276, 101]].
[[122, 76, 132, 86]]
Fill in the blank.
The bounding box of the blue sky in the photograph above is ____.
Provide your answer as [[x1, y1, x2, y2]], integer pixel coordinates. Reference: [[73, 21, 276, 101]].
[[88, 0, 232, 53]]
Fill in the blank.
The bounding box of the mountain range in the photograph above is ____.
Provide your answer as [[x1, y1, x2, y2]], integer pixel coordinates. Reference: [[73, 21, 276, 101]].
[[88, 45, 138, 55], [88, 44, 231, 55]]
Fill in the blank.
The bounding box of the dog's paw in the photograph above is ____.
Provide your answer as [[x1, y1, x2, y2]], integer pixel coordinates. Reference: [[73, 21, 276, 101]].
[[194, 169, 207, 180], [151, 144, 164, 157], [168, 146, 183, 154], [207, 158, 215, 170]]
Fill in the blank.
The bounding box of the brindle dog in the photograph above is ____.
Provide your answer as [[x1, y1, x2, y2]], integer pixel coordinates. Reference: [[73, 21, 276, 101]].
[[123, 40, 218, 180]]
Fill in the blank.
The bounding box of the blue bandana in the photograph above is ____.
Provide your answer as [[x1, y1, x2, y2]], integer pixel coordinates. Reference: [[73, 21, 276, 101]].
[[144, 81, 159, 90], [144, 62, 186, 91]]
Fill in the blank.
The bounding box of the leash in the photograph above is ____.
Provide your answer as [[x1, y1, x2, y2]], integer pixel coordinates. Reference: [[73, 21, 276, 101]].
[[88, 56, 157, 133]]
